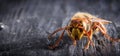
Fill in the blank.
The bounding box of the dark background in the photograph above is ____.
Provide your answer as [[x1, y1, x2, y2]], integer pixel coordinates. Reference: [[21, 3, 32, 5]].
[[0, 0, 120, 56]]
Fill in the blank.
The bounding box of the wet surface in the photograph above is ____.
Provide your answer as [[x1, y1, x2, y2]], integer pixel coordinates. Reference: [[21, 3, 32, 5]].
[[0, 0, 120, 56]]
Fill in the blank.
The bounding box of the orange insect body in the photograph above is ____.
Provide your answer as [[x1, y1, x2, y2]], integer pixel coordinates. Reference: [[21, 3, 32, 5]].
[[48, 12, 120, 50]]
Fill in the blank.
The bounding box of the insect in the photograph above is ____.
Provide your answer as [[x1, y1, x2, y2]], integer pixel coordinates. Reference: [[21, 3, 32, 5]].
[[48, 12, 120, 50]]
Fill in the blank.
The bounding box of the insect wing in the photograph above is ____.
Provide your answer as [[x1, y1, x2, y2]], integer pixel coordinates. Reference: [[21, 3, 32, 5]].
[[91, 18, 112, 24]]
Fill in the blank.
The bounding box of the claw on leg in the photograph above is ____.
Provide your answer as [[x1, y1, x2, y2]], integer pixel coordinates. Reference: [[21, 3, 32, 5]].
[[84, 41, 94, 51], [73, 40, 77, 46], [84, 41, 90, 50], [48, 44, 59, 49]]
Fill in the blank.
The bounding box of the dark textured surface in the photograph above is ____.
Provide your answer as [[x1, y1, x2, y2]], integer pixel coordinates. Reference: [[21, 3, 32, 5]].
[[0, 0, 120, 56]]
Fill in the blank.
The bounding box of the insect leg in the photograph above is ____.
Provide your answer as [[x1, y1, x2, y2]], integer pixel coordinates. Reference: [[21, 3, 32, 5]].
[[48, 29, 65, 49], [84, 30, 94, 50], [48, 26, 68, 39], [96, 23, 120, 42]]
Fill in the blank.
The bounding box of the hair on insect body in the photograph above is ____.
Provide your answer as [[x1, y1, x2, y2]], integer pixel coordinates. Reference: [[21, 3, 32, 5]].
[[48, 12, 120, 50]]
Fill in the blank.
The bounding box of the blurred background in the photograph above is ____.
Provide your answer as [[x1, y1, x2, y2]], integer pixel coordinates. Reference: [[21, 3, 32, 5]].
[[0, 0, 120, 56]]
